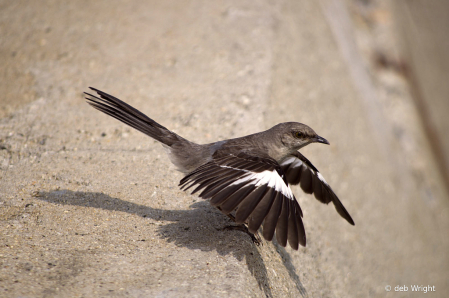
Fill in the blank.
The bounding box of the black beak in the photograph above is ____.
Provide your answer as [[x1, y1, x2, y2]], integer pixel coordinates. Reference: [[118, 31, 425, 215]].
[[315, 135, 330, 145]]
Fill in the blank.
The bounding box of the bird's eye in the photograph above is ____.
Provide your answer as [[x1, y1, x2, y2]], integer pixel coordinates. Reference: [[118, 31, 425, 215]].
[[294, 131, 303, 138]]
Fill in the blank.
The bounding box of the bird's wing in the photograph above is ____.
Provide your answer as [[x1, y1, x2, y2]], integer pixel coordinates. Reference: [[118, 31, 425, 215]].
[[179, 151, 306, 249], [280, 151, 354, 225]]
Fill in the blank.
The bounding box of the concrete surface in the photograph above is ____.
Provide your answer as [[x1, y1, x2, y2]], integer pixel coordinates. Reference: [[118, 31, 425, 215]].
[[1, 0, 448, 297], [391, 0, 449, 196]]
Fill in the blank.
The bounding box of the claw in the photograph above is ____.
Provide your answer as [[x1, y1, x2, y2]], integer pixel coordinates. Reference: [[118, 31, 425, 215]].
[[221, 224, 262, 246]]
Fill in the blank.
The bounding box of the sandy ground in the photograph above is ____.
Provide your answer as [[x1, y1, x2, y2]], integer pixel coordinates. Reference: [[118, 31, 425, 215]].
[[1, 0, 448, 297]]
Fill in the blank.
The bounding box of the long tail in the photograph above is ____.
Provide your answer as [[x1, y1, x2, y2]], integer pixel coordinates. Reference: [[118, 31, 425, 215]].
[[85, 87, 182, 146]]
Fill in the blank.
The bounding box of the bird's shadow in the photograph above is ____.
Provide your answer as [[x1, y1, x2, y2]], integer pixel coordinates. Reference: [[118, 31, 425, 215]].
[[35, 189, 307, 297]]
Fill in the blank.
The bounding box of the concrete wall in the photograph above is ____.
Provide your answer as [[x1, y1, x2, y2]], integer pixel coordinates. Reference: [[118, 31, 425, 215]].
[[1, 0, 448, 297]]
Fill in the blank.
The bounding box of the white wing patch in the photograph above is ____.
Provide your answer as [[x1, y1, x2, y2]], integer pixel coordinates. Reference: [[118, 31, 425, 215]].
[[316, 172, 329, 185], [224, 165, 294, 200]]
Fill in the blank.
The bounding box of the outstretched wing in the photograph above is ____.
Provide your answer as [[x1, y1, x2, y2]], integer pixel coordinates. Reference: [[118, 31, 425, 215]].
[[280, 151, 354, 225], [179, 152, 306, 249]]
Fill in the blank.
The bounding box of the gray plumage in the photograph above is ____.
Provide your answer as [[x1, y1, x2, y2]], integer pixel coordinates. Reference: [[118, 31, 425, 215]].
[[85, 87, 354, 250]]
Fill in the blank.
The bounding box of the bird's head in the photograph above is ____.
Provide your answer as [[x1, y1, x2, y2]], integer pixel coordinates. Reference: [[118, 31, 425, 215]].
[[273, 122, 329, 152]]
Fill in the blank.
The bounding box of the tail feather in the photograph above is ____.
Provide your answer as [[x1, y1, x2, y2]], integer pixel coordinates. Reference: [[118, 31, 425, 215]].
[[85, 87, 180, 146]]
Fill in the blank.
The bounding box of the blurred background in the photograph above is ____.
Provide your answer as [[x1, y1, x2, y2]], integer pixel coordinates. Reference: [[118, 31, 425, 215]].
[[1, 0, 448, 297]]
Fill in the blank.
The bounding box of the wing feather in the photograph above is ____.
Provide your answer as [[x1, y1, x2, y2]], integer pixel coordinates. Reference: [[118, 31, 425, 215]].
[[179, 152, 307, 249], [280, 151, 354, 225]]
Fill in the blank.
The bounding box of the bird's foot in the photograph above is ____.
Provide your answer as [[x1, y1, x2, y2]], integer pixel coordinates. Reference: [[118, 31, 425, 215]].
[[221, 225, 262, 246]]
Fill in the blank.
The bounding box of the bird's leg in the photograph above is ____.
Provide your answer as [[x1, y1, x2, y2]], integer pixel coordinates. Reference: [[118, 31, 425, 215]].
[[217, 207, 262, 246], [224, 212, 236, 222], [222, 225, 262, 246]]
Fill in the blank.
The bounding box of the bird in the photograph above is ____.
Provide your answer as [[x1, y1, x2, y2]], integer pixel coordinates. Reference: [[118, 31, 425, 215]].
[[85, 87, 354, 250]]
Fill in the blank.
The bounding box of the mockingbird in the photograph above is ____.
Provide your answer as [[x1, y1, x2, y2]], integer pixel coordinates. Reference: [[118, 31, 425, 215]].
[[85, 87, 354, 250]]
